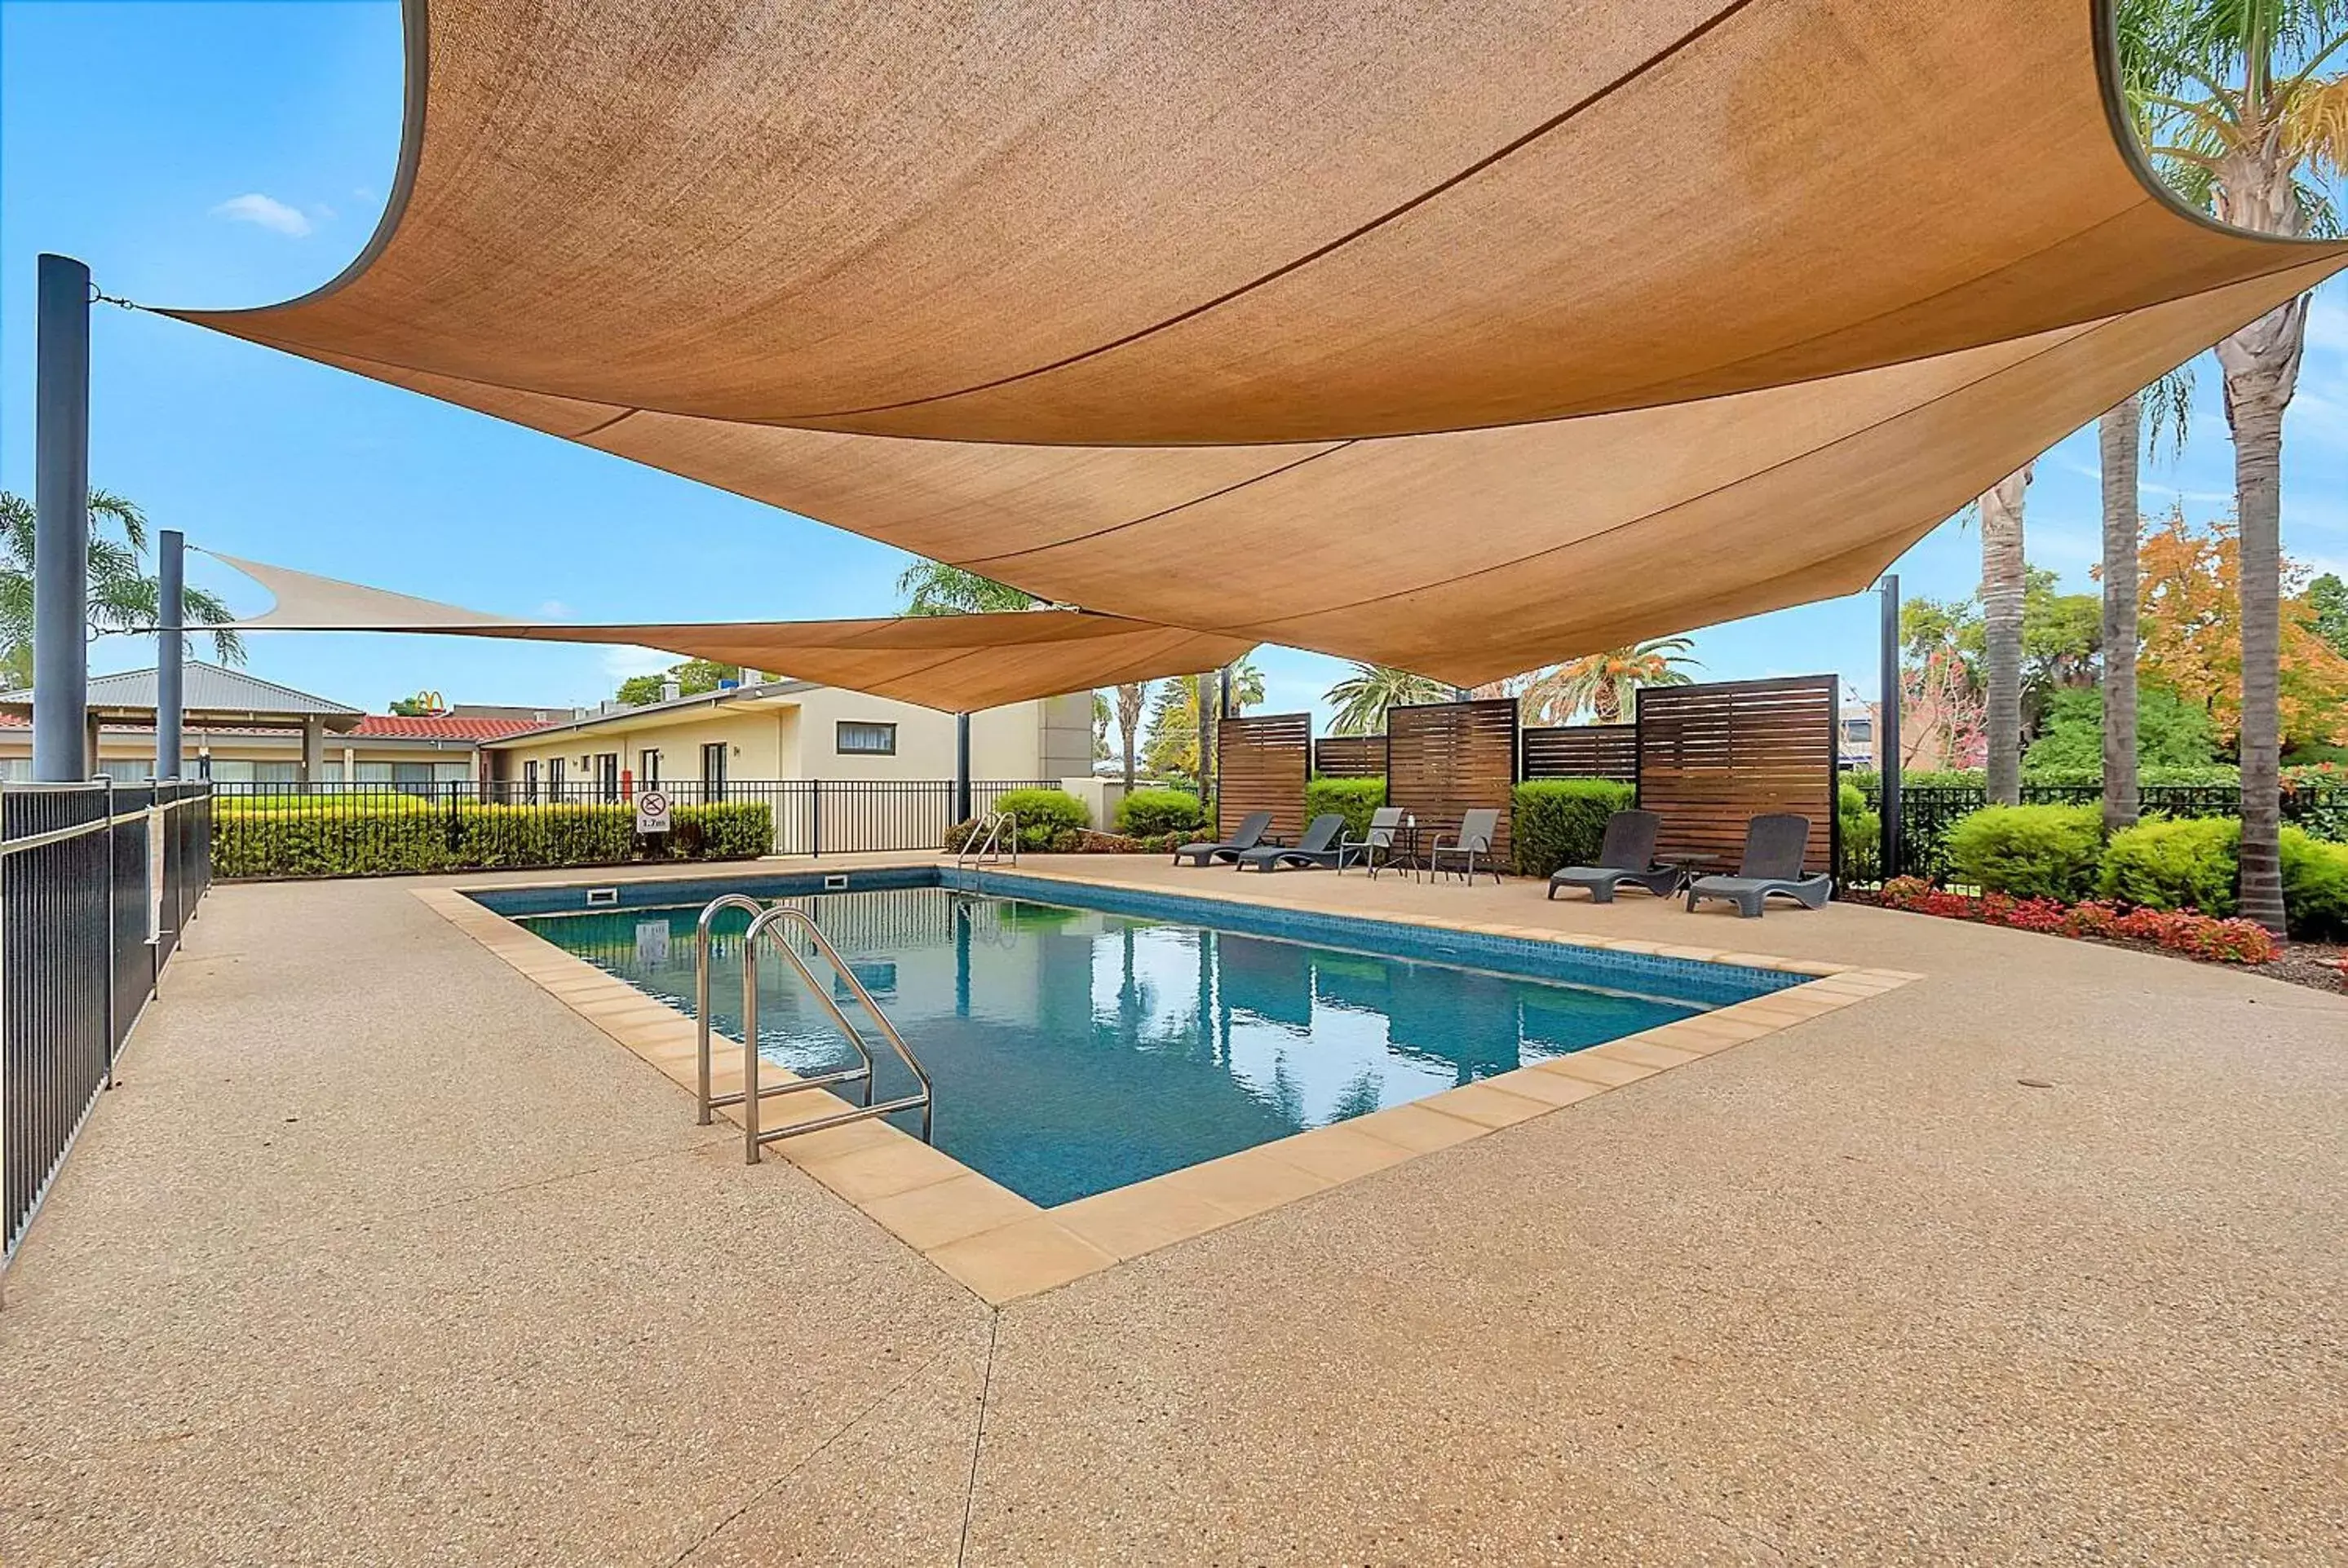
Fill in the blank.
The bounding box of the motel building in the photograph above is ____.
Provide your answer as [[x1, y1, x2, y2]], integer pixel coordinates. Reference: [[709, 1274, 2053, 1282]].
[[480, 678, 1098, 803]]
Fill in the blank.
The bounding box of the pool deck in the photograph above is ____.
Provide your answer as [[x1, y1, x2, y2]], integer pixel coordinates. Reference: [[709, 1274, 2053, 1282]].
[[5, 854, 2345, 1564]]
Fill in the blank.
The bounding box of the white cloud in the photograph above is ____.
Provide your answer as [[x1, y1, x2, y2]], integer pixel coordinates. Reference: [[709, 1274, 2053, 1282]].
[[534, 598, 576, 619], [211, 193, 312, 236], [599, 645, 673, 681]]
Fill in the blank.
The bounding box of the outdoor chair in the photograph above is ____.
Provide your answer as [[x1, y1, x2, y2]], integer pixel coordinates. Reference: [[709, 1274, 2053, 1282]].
[[1684, 813, 1833, 917], [1235, 813, 1347, 872], [1427, 807, 1502, 885], [1336, 806, 1405, 877], [1173, 811, 1272, 867], [1546, 810, 1679, 903]]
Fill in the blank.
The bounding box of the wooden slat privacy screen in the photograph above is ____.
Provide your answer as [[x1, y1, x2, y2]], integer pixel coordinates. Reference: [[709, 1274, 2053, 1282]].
[[1217, 713, 1311, 843], [1520, 724, 1637, 782], [1312, 735, 1384, 779], [1385, 699, 1520, 867], [1634, 677, 1838, 875]]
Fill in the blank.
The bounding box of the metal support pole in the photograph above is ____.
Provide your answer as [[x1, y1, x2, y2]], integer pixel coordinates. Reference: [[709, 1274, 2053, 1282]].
[[953, 713, 971, 823], [156, 529, 184, 779], [1878, 573, 1902, 882], [33, 255, 92, 781]]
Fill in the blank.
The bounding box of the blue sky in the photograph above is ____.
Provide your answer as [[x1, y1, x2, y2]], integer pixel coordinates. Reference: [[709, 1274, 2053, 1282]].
[[6, 2, 2346, 728]]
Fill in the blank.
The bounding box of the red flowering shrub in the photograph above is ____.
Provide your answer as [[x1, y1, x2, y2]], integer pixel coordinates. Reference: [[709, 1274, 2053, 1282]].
[[1870, 878, 2276, 964]]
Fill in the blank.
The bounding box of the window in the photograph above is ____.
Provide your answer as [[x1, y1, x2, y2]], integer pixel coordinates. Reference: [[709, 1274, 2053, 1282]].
[[639, 749, 661, 788], [433, 762, 471, 784], [836, 721, 897, 756], [523, 759, 540, 803], [700, 742, 727, 799], [254, 762, 302, 785], [100, 759, 151, 784], [547, 757, 566, 797], [209, 759, 255, 784], [595, 752, 621, 802]]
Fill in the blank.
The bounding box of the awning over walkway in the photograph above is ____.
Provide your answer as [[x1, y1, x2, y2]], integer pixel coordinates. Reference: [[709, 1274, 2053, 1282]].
[[209, 554, 1255, 713], [168, 1, 2348, 690]]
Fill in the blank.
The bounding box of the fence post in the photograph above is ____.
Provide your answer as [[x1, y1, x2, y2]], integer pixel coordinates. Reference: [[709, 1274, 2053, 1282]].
[[1879, 573, 1902, 881], [102, 780, 117, 1081], [32, 256, 91, 783], [954, 714, 971, 824], [811, 780, 823, 858]]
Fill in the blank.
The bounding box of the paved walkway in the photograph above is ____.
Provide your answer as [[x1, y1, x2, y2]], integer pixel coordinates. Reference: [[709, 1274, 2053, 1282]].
[[3, 859, 2343, 1565]]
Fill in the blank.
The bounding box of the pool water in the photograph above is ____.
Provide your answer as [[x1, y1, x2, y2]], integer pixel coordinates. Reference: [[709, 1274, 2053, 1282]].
[[515, 882, 1764, 1206]]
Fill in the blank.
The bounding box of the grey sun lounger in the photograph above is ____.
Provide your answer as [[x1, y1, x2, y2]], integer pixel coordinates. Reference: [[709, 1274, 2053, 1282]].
[[1428, 807, 1502, 885], [1685, 813, 1833, 917], [1173, 810, 1272, 866], [1336, 806, 1404, 876], [1547, 810, 1678, 902], [1236, 813, 1347, 872]]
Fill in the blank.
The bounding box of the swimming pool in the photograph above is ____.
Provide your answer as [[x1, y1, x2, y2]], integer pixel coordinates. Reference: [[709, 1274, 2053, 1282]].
[[493, 870, 1800, 1207]]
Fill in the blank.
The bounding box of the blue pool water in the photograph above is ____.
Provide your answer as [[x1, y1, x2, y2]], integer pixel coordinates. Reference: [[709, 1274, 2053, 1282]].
[[502, 872, 1795, 1207]]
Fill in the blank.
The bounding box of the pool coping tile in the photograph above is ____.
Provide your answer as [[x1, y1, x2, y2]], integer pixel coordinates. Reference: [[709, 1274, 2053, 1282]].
[[413, 869, 1917, 1306]]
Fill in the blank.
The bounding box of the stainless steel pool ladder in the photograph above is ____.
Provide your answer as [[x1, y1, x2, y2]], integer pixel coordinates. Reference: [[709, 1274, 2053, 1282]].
[[694, 894, 935, 1162], [956, 809, 1017, 869]]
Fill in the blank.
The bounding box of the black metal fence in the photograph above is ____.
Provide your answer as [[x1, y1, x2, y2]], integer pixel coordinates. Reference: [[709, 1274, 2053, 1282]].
[[1851, 781, 2348, 883], [4, 780, 212, 1265], [210, 780, 1059, 878]]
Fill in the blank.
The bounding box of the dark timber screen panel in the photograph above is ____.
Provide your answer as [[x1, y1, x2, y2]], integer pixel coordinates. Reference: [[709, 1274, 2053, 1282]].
[[1385, 699, 1520, 867], [1634, 677, 1838, 877], [1312, 735, 1384, 779], [1217, 713, 1311, 843], [1521, 724, 1638, 782]]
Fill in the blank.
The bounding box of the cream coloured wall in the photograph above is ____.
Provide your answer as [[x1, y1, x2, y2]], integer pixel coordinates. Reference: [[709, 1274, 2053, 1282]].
[[492, 704, 789, 785]]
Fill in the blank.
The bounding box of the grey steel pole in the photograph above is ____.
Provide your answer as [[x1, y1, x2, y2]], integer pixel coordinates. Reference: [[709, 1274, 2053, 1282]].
[[953, 712, 971, 822], [157, 529, 184, 778], [1879, 573, 1902, 881], [33, 254, 91, 781]]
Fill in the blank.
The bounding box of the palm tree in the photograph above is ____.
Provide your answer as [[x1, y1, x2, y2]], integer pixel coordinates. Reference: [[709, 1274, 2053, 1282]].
[[2099, 399, 2144, 831], [1979, 466, 2032, 805], [1532, 638, 1700, 725], [1323, 663, 1449, 734], [0, 488, 241, 685], [2125, 0, 2348, 932], [893, 559, 1037, 616], [1114, 682, 1149, 788]]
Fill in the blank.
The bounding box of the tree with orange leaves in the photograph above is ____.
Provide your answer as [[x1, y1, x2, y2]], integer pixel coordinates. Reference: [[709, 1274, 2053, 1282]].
[[2136, 506, 2348, 752]]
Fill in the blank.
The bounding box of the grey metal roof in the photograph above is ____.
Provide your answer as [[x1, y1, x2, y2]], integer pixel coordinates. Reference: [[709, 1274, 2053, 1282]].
[[0, 664, 365, 727]]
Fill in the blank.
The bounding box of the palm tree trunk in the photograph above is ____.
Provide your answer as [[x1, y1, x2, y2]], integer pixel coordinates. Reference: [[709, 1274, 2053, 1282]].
[[1116, 682, 1145, 788], [2218, 303, 2306, 935], [2098, 396, 2141, 833], [1979, 466, 2032, 806]]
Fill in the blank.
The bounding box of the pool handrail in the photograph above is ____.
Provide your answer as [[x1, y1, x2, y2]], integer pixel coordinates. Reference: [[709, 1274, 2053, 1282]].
[[736, 903, 935, 1160], [956, 809, 1017, 870]]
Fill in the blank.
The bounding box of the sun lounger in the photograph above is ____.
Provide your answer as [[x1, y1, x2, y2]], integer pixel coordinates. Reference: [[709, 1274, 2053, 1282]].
[[1546, 810, 1678, 903], [1173, 810, 1272, 867], [1684, 813, 1832, 917], [1235, 813, 1346, 872]]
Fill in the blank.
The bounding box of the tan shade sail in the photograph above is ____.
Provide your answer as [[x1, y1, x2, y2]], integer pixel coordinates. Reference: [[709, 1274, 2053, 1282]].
[[209, 553, 1254, 713], [167, 1, 2348, 686]]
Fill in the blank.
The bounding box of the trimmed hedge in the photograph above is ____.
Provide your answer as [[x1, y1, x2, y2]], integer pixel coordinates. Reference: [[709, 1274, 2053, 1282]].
[[213, 800, 772, 879], [1305, 776, 1386, 842], [2097, 816, 2240, 917], [2282, 828, 2348, 941], [1837, 780, 1881, 885], [1943, 804, 2104, 901], [1510, 779, 1634, 878], [979, 787, 1090, 850], [1115, 787, 1205, 837]]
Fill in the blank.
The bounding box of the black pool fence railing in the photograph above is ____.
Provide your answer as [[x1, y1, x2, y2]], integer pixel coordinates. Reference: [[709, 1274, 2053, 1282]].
[[2, 780, 213, 1279], [206, 779, 1061, 878]]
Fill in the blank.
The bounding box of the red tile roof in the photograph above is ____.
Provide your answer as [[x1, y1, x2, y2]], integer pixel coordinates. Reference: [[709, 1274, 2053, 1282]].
[[349, 713, 547, 741]]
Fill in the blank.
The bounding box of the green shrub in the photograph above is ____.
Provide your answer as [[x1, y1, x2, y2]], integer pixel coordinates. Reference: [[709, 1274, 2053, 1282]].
[[2282, 828, 2348, 941], [987, 787, 1090, 850], [1115, 787, 1205, 837], [1305, 777, 1386, 842], [1509, 779, 1634, 877], [213, 798, 772, 878], [1943, 804, 2103, 900], [1837, 780, 1881, 885], [2097, 816, 2239, 916]]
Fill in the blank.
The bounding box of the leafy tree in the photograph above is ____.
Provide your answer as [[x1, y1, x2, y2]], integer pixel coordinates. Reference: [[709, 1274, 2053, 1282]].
[[893, 559, 1038, 616], [617, 657, 739, 706], [1899, 568, 2100, 737], [2124, 0, 2348, 929], [1529, 638, 1700, 724], [387, 695, 440, 716], [2137, 507, 2348, 756], [1092, 690, 1112, 762], [1143, 665, 1263, 781], [0, 488, 241, 685], [2022, 682, 2222, 775], [2310, 571, 2348, 656], [1322, 662, 1449, 735]]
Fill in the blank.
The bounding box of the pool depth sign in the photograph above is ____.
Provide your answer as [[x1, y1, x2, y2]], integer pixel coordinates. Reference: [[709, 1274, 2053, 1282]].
[[635, 787, 671, 836]]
